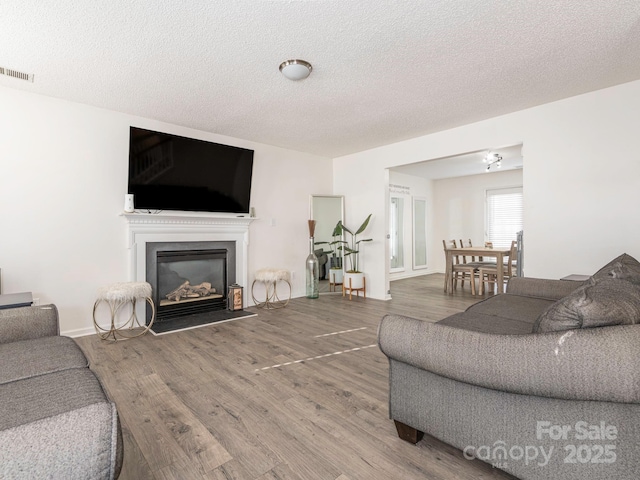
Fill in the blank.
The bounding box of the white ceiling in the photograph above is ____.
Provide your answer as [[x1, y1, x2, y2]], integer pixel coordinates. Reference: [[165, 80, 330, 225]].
[[391, 144, 523, 180], [2, 1, 640, 158]]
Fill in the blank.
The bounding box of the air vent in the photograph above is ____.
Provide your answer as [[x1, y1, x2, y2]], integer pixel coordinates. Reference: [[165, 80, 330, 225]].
[[0, 66, 34, 82]]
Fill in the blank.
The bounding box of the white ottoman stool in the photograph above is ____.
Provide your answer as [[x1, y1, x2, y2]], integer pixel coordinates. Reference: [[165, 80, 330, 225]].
[[93, 282, 155, 341], [251, 268, 291, 309]]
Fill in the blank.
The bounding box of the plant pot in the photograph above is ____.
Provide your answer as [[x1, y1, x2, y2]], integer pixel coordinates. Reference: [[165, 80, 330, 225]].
[[344, 272, 364, 289], [329, 268, 343, 284]]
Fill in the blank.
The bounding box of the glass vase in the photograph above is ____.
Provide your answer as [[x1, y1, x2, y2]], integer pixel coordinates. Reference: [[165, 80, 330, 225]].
[[306, 237, 319, 299]]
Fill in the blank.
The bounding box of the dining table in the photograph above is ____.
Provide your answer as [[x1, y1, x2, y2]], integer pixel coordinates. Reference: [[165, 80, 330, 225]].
[[444, 245, 513, 295]]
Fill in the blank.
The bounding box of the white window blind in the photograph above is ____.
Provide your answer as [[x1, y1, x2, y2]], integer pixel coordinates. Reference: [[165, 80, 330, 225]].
[[486, 187, 523, 248]]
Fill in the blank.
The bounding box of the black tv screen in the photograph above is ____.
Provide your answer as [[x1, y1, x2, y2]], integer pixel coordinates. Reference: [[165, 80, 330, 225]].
[[128, 127, 254, 214]]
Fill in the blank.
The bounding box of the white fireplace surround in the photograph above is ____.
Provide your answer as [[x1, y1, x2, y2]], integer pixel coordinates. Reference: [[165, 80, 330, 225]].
[[123, 212, 254, 307]]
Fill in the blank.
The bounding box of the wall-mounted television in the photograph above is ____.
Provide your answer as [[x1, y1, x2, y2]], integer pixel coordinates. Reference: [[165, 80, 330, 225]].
[[128, 127, 254, 214]]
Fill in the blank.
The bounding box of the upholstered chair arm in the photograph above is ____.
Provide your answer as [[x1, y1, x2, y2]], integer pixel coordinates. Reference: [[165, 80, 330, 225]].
[[0, 304, 59, 344], [378, 314, 640, 404], [506, 277, 586, 300]]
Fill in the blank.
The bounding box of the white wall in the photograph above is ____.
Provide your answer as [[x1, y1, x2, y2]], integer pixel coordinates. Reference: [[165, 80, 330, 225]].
[[0, 86, 332, 335], [5, 79, 639, 325], [432, 169, 523, 273], [334, 80, 640, 300], [388, 171, 434, 280]]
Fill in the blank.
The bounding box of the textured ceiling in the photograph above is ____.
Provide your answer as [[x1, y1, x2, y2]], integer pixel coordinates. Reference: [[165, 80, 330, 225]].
[[392, 144, 523, 180], [2, 1, 640, 158]]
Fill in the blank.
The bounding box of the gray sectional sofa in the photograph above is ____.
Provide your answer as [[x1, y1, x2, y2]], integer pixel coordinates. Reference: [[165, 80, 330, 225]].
[[0, 304, 122, 479], [379, 254, 640, 480]]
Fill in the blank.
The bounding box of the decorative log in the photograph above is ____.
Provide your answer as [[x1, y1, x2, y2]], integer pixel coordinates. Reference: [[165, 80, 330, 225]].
[[166, 281, 217, 302], [166, 281, 190, 302]]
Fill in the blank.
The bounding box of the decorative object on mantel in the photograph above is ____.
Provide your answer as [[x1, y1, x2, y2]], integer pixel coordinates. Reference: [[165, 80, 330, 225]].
[[124, 194, 134, 213], [93, 281, 155, 341], [338, 214, 373, 299], [306, 220, 319, 299]]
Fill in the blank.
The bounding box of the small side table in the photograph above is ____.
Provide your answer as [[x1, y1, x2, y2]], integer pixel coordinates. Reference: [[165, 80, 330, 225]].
[[0, 292, 33, 310], [93, 282, 155, 341]]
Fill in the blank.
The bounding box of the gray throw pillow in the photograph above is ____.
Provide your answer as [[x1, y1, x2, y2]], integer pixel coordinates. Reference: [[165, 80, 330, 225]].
[[534, 278, 640, 333], [592, 253, 640, 285]]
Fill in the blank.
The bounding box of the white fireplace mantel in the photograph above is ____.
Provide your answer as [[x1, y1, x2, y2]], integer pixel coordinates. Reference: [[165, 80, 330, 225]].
[[122, 212, 255, 304], [122, 211, 254, 227]]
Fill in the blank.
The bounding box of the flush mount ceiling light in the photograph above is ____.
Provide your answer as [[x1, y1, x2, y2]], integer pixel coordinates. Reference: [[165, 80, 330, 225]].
[[279, 59, 312, 81], [483, 152, 502, 172]]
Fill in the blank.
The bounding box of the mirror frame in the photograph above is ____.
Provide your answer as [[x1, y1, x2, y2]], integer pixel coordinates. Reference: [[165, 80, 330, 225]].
[[412, 196, 428, 270], [309, 195, 345, 291], [389, 195, 405, 272]]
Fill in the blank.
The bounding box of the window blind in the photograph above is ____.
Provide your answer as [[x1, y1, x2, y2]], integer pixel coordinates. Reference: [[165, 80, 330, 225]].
[[486, 187, 523, 248]]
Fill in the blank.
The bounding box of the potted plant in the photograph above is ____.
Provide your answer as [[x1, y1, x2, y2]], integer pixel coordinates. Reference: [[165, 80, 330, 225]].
[[314, 223, 345, 284], [337, 214, 373, 290]]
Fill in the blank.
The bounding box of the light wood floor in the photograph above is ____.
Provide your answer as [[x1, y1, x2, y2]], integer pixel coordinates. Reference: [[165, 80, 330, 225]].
[[75, 274, 515, 480]]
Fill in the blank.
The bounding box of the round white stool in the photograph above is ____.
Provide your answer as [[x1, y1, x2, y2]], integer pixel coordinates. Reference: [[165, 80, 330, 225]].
[[93, 282, 155, 341], [251, 268, 291, 309]]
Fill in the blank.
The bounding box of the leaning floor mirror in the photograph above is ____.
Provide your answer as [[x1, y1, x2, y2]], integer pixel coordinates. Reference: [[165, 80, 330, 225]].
[[310, 195, 345, 294]]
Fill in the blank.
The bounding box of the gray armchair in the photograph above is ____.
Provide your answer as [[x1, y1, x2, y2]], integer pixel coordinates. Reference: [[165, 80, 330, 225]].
[[0, 305, 123, 479]]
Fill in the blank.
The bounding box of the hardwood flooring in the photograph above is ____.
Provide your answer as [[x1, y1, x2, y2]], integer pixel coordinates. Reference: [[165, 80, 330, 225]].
[[75, 274, 515, 480]]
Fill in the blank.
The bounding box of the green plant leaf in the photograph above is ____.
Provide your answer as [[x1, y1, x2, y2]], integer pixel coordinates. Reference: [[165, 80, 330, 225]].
[[354, 214, 372, 235], [355, 239, 373, 245]]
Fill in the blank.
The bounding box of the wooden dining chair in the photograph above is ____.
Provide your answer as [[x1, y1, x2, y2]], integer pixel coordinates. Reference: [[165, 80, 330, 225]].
[[478, 241, 495, 263], [478, 240, 517, 295], [463, 239, 495, 267], [443, 239, 477, 295], [459, 239, 475, 263], [443, 239, 456, 292], [459, 239, 491, 292]]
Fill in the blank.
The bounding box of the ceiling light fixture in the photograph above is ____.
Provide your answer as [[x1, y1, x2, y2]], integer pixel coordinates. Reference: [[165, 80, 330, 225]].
[[279, 59, 312, 81], [483, 152, 502, 172]]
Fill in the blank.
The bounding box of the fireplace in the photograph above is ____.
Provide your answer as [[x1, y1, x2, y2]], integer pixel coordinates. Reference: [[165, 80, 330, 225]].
[[123, 212, 254, 333], [145, 241, 237, 325]]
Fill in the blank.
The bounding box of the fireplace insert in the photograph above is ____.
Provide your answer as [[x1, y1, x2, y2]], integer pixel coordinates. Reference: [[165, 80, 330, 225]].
[[145, 241, 237, 325]]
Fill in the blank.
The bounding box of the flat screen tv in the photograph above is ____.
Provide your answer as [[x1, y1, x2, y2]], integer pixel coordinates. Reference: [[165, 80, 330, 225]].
[[128, 127, 254, 214]]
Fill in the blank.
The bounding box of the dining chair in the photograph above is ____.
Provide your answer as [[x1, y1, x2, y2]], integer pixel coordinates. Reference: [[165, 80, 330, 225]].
[[478, 240, 517, 295], [443, 239, 477, 295], [460, 239, 494, 288], [463, 239, 496, 267], [459, 239, 475, 263], [474, 241, 496, 265]]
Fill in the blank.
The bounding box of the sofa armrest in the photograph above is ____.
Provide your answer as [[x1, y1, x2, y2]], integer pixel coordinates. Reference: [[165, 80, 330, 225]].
[[0, 305, 59, 344], [506, 276, 586, 300], [0, 401, 121, 480], [378, 314, 640, 404]]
